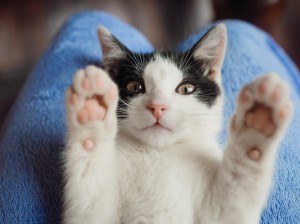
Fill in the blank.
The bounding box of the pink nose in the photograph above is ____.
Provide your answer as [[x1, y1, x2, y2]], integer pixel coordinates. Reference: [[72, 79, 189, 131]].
[[147, 104, 168, 119]]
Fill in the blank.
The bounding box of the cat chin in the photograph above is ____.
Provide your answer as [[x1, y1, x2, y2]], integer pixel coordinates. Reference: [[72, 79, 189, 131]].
[[123, 125, 182, 148], [139, 136, 178, 148]]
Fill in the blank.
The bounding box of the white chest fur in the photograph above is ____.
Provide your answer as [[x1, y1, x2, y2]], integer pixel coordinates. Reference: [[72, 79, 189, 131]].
[[116, 138, 221, 224]]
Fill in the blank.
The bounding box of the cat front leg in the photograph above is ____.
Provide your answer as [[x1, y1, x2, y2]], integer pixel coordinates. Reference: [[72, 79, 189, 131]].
[[216, 73, 293, 224], [63, 65, 119, 224]]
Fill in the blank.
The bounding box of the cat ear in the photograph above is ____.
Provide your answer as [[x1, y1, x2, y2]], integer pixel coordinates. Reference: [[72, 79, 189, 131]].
[[190, 23, 227, 80], [97, 26, 127, 74]]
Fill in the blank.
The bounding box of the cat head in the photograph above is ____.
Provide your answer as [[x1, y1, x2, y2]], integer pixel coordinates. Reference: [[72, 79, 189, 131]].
[[98, 25, 227, 147]]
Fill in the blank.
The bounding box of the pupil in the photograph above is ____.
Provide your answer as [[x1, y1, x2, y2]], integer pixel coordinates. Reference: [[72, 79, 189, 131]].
[[184, 87, 189, 93], [185, 87, 189, 93], [134, 84, 140, 92]]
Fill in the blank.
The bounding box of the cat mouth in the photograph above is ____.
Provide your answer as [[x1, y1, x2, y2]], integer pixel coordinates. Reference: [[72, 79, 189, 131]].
[[142, 122, 172, 132]]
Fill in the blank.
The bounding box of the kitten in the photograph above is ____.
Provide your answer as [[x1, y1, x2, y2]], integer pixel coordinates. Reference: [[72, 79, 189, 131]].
[[63, 24, 293, 224]]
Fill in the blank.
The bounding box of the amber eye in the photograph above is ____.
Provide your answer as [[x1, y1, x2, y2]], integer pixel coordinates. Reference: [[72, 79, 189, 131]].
[[176, 83, 196, 95], [126, 81, 145, 94]]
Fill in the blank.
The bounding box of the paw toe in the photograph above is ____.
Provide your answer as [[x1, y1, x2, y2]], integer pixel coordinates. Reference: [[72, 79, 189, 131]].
[[239, 87, 251, 104], [77, 109, 88, 124], [95, 74, 103, 89], [277, 102, 292, 121], [270, 86, 281, 102], [70, 92, 79, 106], [81, 77, 91, 90], [257, 81, 267, 96]]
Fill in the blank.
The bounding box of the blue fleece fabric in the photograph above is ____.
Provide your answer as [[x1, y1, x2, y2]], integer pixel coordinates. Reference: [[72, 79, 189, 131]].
[[0, 11, 299, 224]]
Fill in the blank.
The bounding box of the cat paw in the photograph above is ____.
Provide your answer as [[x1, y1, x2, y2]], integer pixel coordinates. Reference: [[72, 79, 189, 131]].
[[230, 73, 293, 161], [66, 65, 118, 150]]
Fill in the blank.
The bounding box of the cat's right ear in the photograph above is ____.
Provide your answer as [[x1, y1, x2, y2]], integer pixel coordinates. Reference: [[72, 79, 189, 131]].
[[188, 23, 227, 81], [98, 26, 127, 76]]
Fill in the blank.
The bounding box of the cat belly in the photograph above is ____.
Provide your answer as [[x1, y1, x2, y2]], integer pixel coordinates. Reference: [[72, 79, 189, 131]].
[[120, 177, 195, 224], [117, 146, 197, 224], [121, 198, 193, 224]]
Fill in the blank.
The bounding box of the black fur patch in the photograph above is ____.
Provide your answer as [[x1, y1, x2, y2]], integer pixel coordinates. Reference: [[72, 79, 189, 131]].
[[104, 49, 221, 119], [159, 51, 221, 107], [107, 52, 155, 119], [179, 55, 221, 107]]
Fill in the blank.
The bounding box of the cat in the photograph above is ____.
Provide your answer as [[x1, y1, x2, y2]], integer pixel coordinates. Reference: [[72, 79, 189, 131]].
[[62, 24, 293, 224]]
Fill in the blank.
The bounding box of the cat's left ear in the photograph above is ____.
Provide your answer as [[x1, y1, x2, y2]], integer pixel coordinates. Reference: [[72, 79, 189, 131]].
[[189, 23, 227, 81], [97, 26, 128, 77]]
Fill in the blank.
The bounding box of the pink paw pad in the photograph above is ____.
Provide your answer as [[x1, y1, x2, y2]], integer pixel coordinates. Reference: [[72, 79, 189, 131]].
[[262, 122, 276, 136], [239, 89, 250, 104], [85, 99, 101, 118], [258, 82, 266, 95], [81, 77, 90, 90], [254, 107, 270, 130], [77, 109, 88, 124], [95, 75, 103, 89], [248, 148, 261, 161], [77, 98, 106, 124], [278, 106, 289, 120], [245, 105, 275, 136], [83, 139, 95, 150], [270, 87, 281, 102], [70, 92, 79, 105]]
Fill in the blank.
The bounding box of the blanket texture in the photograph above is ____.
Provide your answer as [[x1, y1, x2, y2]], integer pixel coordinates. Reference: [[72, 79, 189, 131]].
[[0, 11, 299, 224]]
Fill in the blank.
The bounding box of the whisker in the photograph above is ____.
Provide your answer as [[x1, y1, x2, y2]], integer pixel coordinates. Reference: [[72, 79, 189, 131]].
[[118, 99, 135, 109], [181, 38, 199, 71]]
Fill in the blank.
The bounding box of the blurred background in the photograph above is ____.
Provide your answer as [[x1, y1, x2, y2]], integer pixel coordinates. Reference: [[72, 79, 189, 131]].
[[0, 0, 299, 126]]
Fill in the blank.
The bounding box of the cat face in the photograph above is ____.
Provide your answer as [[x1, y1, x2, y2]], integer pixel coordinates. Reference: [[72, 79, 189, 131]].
[[98, 25, 227, 147]]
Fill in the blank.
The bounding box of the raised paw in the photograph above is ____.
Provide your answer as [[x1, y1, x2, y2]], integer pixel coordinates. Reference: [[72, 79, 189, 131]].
[[66, 65, 119, 149], [231, 73, 293, 160]]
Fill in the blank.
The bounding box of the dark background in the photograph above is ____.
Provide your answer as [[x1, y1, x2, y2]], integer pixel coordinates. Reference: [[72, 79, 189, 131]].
[[0, 0, 299, 127]]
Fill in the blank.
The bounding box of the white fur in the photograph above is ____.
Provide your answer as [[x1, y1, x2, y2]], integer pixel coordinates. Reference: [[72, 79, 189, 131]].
[[62, 26, 292, 224]]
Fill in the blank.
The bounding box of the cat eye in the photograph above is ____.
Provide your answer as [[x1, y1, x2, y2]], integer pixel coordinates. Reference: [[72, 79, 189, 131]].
[[126, 80, 145, 94], [176, 83, 196, 95]]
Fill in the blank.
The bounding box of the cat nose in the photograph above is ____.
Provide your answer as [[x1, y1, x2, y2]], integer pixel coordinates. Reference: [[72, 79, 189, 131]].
[[147, 104, 168, 120]]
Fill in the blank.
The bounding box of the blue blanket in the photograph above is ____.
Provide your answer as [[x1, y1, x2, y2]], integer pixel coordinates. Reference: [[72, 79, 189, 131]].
[[0, 11, 299, 223]]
